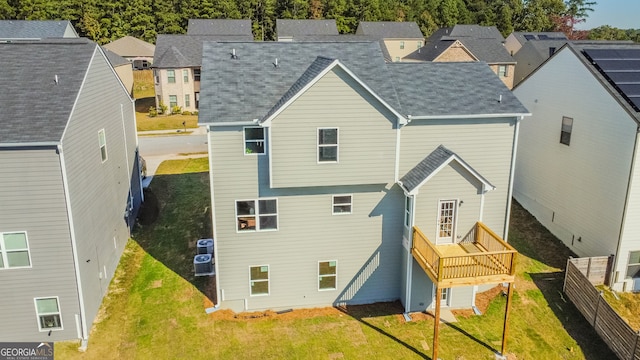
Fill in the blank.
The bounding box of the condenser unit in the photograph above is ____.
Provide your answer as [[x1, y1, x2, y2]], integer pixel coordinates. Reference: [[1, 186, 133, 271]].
[[197, 238, 214, 255], [194, 254, 214, 276]]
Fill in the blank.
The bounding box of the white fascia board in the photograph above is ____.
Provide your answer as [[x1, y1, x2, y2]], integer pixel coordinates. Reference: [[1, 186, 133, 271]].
[[408, 112, 531, 120], [0, 142, 59, 147], [205, 119, 260, 127], [261, 59, 407, 127]]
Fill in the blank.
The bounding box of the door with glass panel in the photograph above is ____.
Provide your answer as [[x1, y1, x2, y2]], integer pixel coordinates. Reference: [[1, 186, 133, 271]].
[[436, 200, 457, 244]]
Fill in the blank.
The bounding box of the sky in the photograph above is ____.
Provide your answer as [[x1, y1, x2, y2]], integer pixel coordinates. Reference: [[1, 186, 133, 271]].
[[577, 0, 640, 30]]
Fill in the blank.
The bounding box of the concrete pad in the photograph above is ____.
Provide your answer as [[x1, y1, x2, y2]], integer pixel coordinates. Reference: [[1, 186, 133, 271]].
[[439, 309, 457, 323]]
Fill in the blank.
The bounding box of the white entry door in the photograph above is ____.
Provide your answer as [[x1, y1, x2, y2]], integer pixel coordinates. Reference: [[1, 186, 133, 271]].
[[436, 200, 457, 244]]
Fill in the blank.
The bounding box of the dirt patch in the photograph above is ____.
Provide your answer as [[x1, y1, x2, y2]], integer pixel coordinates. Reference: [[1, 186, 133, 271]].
[[454, 285, 506, 319], [137, 188, 159, 226]]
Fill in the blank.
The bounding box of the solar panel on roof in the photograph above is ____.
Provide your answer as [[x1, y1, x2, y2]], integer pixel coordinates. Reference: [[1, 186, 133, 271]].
[[523, 34, 535, 41], [583, 48, 640, 112], [538, 34, 549, 40]]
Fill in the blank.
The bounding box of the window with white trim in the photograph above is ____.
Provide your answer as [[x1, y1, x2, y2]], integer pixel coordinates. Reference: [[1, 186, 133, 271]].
[[34, 297, 62, 331], [183, 69, 189, 83], [250, 265, 269, 296], [185, 94, 190, 108], [169, 95, 178, 109], [236, 199, 278, 231], [404, 197, 411, 228], [626, 251, 640, 279], [0, 232, 31, 269], [244, 127, 265, 155], [319, 261, 337, 290], [498, 65, 508, 77], [332, 195, 352, 214], [318, 128, 338, 162], [167, 69, 175, 83], [560, 116, 573, 146], [98, 129, 107, 162], [400, 41, 405, 49]]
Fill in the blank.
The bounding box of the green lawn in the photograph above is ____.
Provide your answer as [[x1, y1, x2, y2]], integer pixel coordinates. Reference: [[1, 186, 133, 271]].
[[135, 97, 199, 132], [55, 160, 614, 359]]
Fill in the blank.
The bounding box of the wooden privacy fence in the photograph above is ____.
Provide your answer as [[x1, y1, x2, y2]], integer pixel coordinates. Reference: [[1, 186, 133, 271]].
[[564, 257, 640, 360]]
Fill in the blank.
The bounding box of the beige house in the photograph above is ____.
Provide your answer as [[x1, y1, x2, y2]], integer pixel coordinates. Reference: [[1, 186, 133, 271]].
[[102, 47, 134, 95], [504, 32, 567, 56], [407, 25, 516, 89], [103, 36, 155, 70], [355, 21, 424, 62]]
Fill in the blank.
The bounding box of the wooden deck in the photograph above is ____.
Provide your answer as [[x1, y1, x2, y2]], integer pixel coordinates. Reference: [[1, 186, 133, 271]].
[[411, 223, 517, 287]]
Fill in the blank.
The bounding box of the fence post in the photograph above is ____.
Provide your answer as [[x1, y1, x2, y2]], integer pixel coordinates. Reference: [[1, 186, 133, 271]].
[[586, 257, 592, 280], [631, 331, 640, 360], [593, 291, 603, 327], [564, 259, 571, 293]]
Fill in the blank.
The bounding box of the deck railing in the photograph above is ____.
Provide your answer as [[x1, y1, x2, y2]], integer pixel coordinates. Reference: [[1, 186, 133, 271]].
[[411, 222, 517, 285]]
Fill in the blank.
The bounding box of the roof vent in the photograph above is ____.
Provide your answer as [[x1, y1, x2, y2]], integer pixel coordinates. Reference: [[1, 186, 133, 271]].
[[231, 48, 238, 59], [54, 74, 59, 85], [498, 94, 503, 103], [274, 58, 278, 67]]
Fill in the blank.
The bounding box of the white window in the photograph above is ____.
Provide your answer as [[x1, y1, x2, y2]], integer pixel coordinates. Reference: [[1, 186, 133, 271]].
[[560, 116, 573, 146], [404, 197, 412, 228], [0, 232, 31, 269], [400, 41, 405, 49], [332, 195, 352, 214], [417, 41, 422, 49], [498, 65, 508, 77], [183, 69, 189, 83], [98, 129, 107, 162], [185, 94, 190, 108], [167, 69, 175, 83], [318, 128, 338, 162], [34, 297, 63, 331], [318, 261, 337, 290], [250, 265, 269, 296], [169, 95, 178, 109], [244, 127, 265, 155], [437, 200, 457, 243], [236, 199, 278, 232], [626, 251, 640, 279]]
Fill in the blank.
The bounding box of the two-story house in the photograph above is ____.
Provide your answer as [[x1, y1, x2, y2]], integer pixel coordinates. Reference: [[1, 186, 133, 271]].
[[355, 22, 424, 62], [103, 36, 156, 70], [0, 38, 142, 346], [514, 43, 640, 292], [199, 41, 529, 322], [153, 20, 253, 113], [408, 25, 516, 89], [504, 32, 567, 56]]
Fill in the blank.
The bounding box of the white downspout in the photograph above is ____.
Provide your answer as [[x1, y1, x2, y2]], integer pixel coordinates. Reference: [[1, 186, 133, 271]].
[[207, 127, 221, 306], [58, 145, 89, 347], [503, 116, 523, 240]]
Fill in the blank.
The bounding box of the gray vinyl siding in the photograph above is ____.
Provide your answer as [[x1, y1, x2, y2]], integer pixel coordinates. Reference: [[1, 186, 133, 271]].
[[400, 118, 517, 239], [0, 148, 80, 342], [210, 124, 404, 311], [60, 49, 138, 334], [513, 48, 634, 262], [617, 135, 640, 290], [270, 68, 397, 188]]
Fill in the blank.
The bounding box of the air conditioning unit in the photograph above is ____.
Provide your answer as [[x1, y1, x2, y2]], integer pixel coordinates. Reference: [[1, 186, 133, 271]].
[[194, 254, 214, 276], [197, 238, 214, 255]]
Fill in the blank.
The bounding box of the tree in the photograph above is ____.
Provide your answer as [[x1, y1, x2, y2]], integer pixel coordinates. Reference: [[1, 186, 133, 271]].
[[552, 0, 596, 39]]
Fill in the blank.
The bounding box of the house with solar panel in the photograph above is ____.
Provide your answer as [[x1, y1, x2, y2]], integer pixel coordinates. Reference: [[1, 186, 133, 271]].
[[513, 43, 640, 292], [199, 40, 530, 331], [0, 38, 142, 345], [504, 32, 567, 56]]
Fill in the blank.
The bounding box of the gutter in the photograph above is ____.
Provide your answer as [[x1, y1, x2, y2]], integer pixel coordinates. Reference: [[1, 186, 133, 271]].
[[0, 142, 59, 148], [408, 112, 531, 120]]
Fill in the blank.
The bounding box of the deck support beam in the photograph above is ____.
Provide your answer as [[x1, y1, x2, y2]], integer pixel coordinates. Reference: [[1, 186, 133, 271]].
[[501, 283, 513, 356], [433, 285, 441, 360]]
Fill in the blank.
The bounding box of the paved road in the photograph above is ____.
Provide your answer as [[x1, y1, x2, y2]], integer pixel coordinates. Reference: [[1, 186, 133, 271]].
[[138, 133, 208, 157]]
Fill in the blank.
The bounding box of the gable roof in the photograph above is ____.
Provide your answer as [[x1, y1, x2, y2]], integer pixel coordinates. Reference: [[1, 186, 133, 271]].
[[431, 25, 504, 41], [455, 38, 515, 64], [103, 36, 155, 57], [276, 19, 338, 38], [0, 20, 78, 39], [199, 41, 401, 124], [511, 32, 567, 45], [571, 43, 640, 117], [388, 62, 528, 118], [399, 145, 495, 195], [0, 39, 96, 145], [153, 34, 253, 68], [421, 25, 513, 64], [355, 21, 423, 39], [187, 19, 253, 36], [405, 39, 478, 62], [102, 47, 130, 67]]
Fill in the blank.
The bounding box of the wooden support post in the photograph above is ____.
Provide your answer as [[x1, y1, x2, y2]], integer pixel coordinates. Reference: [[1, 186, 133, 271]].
[[501, 283, 513, 356], [433, 285, 441, 360]]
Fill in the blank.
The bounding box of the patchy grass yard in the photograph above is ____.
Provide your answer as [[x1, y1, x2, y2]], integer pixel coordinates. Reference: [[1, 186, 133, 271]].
[[55, 162, 615, 359], [133, 70, 155, 99], [135, 97, 199, 131], [600, 287, 640, 330]]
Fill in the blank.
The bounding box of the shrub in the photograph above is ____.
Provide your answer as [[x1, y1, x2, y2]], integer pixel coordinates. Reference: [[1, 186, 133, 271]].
[[171, 105, 182, 115], [182, 111, 192, 116], [193, 111, 199, 116], [148, 106, 158, 117], [158, 102, 168, 115]]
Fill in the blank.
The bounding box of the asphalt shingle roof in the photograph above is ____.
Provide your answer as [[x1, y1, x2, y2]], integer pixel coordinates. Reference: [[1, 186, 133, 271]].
[[103, 36, 155, 57], [153, 34, 253, 68], [187, 19, 253, 36], [356, 21, 423, 39], [0, 39, 96, 144], [388, 62, 528, 117], [432, 25, 504, 41], [404, 39, 472, 62], [420, 25, 513, 64], [455, 38, 515, 63], [200, 41, 400, 124], [276, 19, 338, 38], [102, 47, 130, 67], [0, 20, 77, 39], [511, 32, 567, 45]]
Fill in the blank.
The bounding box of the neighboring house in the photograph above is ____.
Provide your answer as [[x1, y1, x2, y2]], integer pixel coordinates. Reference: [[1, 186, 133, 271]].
[[275, 19, 338, 41], [103, 36, 155, 70], [513, 43, 640, 292], [154, 21, 253, 113], [186, 19, 253, 37], [355, 21, 424, 62], [504, 31, 567, 56], [199, 41, 529, 314], [512, 39, 568, 86], [0, 20, 78, 39], [408, 25, 516, 89], [0, 38, 142, 344], [103, 47, 134, 95]]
